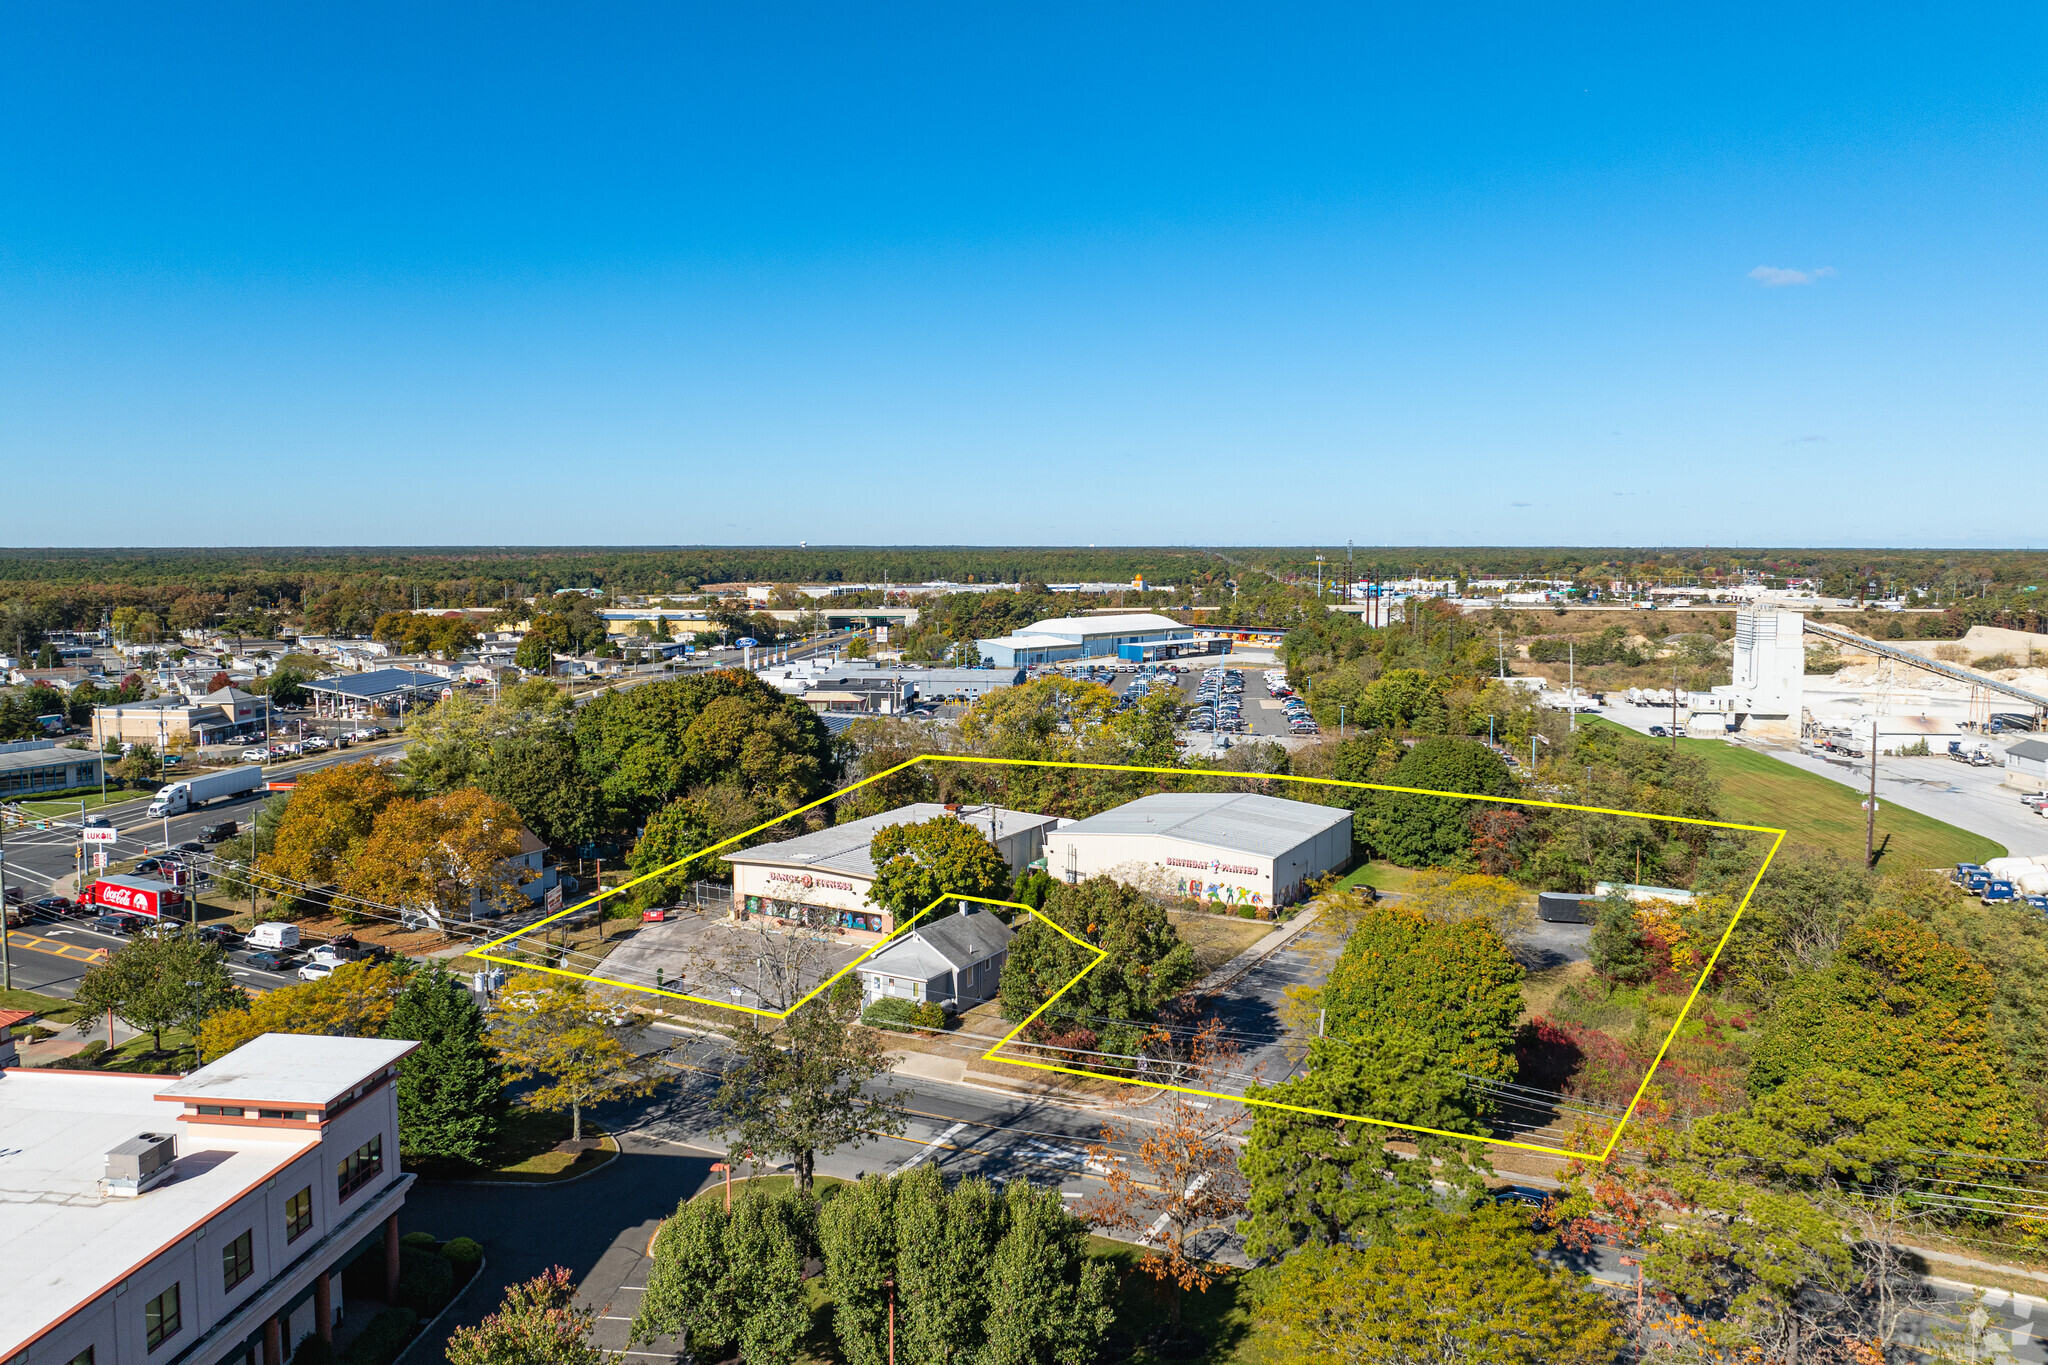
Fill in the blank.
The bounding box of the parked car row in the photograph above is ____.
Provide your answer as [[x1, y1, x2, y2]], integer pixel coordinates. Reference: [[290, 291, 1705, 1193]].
[[1185, 667, 1246, 734], [1263, 669, 1320, 736]]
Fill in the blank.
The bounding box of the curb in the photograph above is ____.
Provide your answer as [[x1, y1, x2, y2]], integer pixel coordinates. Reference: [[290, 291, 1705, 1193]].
[[1191, 902, 1325, 997], [392, 1253, 487, 1365]]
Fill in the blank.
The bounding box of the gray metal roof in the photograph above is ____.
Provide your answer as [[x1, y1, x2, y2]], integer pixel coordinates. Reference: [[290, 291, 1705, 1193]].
[[1057, 792, 1352, 857], [727, 803, 1060, 877], [304, 667, 450, 699], [863, 909, 1014, 978], [0, 745, 99, 775], [2009, 739, 2048, 762]]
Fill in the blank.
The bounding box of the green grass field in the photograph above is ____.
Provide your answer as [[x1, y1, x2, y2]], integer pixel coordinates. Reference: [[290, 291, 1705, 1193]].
[[1585, 719, 2004, 869]]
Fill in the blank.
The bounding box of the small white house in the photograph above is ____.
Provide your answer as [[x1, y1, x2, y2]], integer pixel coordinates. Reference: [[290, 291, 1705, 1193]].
[[2007, 738, 2048, 789], [860, 907, 1014, 1008]]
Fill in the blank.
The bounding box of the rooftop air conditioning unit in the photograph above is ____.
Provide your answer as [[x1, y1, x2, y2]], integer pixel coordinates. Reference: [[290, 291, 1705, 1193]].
[[105, 1132, 178, 1198]]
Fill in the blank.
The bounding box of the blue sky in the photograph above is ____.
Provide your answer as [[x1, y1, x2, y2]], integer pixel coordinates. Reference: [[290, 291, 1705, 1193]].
[[3, 4, 2041, 548]]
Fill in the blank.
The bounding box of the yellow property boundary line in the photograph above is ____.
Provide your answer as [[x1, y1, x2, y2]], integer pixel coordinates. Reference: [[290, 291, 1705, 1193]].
[[474, 753, 1787, 1162]]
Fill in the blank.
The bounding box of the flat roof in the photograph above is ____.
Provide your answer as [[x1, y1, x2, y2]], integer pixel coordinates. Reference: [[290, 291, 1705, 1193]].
[[1055, 792, 1352, 859], [157, 1033, 417, 1110], [0, 747, 99, 774], [303, 667, 449, 699], [0, 1070, 316, 1355], [727, 804, 1058, 880]]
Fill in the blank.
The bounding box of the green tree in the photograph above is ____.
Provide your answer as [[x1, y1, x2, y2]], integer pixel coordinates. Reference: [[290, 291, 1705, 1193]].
[[381, 962, 505, 1165], [447, 1267, 610, 1365], [1316, 901, 1523, 1083], [818, 1169, 1112, 1365], [1746, 907, 2034, 1156], [712, 992, 906, 1193], [1366, 736, 1516, 868], [112, 742, 161, 787], [476, 729, 608, 852], [1240, 1033, 1491, 1261], [514, 632, 553, 672], [626, 797, 719, 906], [1586, 892, 1651, 984], [866, 816, 1013, 924], [633, 1186, 812, 1365], [1245, 1208, 1623, 1365], [575, 670, 834, 822], [265, 666, 310, 708], [73, 931, 245, 1055], [997, 876, 1196, 1056], [490, 974, 659, 1141]]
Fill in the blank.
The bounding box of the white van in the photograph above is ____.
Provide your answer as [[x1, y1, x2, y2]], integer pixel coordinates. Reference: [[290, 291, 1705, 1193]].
[[246, 922, 301, 951]]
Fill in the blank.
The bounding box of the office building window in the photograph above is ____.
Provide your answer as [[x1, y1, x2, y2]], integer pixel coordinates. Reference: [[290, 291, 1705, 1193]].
[[197, 1105, 245, 1117], [222, 1229, 254, 1291], [337, 1134, 383, 1200], [144, 1284, 181, 1351], [66, 1350, 94, 1365], [285, 1186, 313, 1242]]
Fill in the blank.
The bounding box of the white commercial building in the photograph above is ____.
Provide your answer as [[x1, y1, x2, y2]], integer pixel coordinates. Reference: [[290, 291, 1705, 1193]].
[[1044, 792, 1353, 912], [976, 613, 1202, 668], [726, 803, 1060, 940], [0, 1034, 417, 1365]]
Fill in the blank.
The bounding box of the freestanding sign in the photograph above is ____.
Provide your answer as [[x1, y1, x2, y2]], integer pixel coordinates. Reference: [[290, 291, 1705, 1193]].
[[82, 827, 118, 845], [545, 884, 564, 915]]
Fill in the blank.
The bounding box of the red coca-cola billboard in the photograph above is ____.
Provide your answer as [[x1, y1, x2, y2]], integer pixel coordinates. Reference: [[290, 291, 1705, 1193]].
[[90, 875, 183, 919]]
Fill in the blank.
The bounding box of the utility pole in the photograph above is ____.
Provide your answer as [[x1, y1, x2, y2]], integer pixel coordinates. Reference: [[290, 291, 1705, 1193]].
[[1865, 719, 1879, 867], [1670, 661, 1680, 755]]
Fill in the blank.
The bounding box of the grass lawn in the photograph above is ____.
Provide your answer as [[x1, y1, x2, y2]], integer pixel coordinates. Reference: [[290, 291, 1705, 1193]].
[[1336, 861, 1423, 896], [1167, 910, 1275, 974], [688, 1173, 855, 1205], [458, 1107, 619, 1181], [95, 1026, 200, 1073], [1584, 720, 2004, 868], [16, 789, 148, 817], [0, 986, 77, 1023], [1087, 1237, 1256, 1363]]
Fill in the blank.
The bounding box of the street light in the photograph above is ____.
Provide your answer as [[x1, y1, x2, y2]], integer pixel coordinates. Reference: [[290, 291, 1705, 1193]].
[[710, 1161, 734, 1212]]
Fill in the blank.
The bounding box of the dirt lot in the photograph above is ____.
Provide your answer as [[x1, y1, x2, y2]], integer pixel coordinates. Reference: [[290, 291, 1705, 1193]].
[[1167, 909, 1276, 974]]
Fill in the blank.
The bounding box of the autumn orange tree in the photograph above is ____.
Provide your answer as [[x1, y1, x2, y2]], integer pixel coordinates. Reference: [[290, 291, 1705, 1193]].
[[196, 960, 412, 1060], [342, 788, 527, 924], [260, 759, 402, 901], [1079, 1018, 1247, 1342]]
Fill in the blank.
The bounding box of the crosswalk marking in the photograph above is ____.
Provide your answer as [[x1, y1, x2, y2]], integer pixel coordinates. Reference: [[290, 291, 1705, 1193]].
[[896, 1121, 966, 1173]]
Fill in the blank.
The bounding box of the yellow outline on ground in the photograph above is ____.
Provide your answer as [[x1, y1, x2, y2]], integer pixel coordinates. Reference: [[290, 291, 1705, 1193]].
[[473, 754, 1787, 1162]]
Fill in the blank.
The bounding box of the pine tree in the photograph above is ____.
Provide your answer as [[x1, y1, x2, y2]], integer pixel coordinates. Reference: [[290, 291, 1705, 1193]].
[[382, 963, 505, 1165]]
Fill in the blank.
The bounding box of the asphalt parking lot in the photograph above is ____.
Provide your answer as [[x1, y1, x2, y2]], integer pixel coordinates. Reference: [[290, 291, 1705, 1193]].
[[571, 907, 868, 1007]]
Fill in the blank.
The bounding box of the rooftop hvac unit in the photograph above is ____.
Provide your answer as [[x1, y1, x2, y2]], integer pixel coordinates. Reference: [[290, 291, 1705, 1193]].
[[105, 1132, 178, 1198]]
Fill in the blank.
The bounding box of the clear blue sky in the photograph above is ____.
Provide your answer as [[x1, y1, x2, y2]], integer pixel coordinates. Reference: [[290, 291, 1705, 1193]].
[[3, 4, 2041, 548]]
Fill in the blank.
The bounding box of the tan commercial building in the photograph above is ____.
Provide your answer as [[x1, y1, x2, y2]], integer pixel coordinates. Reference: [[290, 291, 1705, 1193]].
[[92, 689, 270, 749], [725, 803, 1058, 941]]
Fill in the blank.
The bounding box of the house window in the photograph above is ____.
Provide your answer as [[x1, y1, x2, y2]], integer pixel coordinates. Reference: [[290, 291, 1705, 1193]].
[[338, 1135, 383, 1200], [144, 1284, 181, 1350], [222, 1229, 254, 1292], [284, 1186, 313, 1241]]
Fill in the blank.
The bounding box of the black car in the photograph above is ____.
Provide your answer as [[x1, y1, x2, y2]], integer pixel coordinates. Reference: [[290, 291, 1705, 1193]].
[[90, 913, 147, 936], [29, 895, 77, 919], [1648, 725, 1669, 737], [244, 948, 293, 972], [133, 857, 166, 874], [199, 821, 239, 843], [174, 841, 207, 856], [195, 925, 242, 948]]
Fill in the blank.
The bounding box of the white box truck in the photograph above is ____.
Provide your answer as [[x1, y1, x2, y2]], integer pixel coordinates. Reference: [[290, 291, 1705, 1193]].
[[147, 765, 270, 818]]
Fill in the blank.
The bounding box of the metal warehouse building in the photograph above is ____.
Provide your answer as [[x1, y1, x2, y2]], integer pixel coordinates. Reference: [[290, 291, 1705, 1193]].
[[1044, 792, 1353, 911], [975, 613, 1213, 667]]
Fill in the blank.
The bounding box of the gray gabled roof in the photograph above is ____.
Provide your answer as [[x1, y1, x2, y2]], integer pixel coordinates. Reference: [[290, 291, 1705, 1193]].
[[727, 804, 1058, 878], [2009, 739, 2048, 762], [1056, 792, 1351, 858], [862, 910, 1015, 979]]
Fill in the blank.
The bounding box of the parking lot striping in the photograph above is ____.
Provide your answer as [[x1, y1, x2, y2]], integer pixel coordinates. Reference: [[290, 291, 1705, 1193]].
[[5, 930, 106, 963]]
